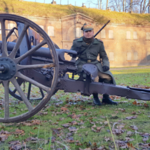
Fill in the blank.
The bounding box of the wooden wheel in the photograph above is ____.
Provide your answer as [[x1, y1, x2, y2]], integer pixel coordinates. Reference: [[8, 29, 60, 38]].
[[9, 78, 45, 101], [0, 14, 59, 123]]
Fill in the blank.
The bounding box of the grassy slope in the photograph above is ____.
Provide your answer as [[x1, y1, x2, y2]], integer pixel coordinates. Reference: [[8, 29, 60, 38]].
[[0, 0, 150, 25]]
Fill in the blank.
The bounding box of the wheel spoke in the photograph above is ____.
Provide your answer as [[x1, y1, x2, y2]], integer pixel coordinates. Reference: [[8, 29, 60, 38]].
[[11, 78, 33, 112], [17, 63, 55, 70], [9, 78, 23, 94], [3, 81, 9, 119], [27, 83, 32, 99], [1, 19, 8, 57], [12, 88, 17, 94], [9, 24, 29, 58], [40, 88, 44, 98], [15, 40, 47, 63], [27, 83, 44, 100], [16, 72, 51, 92]]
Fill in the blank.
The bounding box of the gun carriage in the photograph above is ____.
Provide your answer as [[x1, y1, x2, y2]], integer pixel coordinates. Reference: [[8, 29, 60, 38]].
[[0, 14, 150, 123]]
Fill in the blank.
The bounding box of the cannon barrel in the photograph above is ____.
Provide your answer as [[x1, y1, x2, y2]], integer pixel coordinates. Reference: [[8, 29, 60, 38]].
[[0, 41, 77, 62]]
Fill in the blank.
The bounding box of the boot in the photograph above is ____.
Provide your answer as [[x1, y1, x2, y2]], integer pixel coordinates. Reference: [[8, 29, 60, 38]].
[[93, 93, 102, 106], [102, 94, 118, 105]]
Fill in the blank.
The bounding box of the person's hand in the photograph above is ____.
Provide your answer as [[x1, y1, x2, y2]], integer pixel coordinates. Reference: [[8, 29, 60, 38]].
[[102, 66, 109, 72]]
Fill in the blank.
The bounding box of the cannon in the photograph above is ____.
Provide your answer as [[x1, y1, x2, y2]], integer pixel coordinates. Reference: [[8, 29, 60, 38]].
[[0, 14, 150, 123]]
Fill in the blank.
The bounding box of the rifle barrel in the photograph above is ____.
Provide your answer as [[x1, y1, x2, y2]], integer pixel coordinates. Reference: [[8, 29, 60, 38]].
[[94, 20, 110, 38]]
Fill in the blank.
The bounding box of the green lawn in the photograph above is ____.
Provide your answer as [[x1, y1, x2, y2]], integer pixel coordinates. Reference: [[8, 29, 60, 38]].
[[0, 67, 150, 149]]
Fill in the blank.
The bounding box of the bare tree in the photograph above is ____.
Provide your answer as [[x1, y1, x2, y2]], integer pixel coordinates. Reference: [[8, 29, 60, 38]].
[[87, 0, 150, 13], [87, 0, 103, 9], [109, 0, 122, 11], [106, 0, 109, 9], [130, 0, 133, 11], [140, 0, 150, 13], [109, 0, 150, 13], [100, 0, 102, 9]]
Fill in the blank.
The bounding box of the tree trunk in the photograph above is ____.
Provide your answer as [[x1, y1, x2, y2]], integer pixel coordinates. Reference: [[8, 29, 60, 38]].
[[123, 0, 126, 12], [123, 0, 124, 12], [143, 0, 146, 12], [98, 0, 100, 9], [130, 0, 133, 12], [106, 0, 109, 9], [140, 0, 144, 13], [100, 0, 102, 9]]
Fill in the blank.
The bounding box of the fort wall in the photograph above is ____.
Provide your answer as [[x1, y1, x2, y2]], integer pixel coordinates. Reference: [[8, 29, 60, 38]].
[[2, 13, 150, 67]]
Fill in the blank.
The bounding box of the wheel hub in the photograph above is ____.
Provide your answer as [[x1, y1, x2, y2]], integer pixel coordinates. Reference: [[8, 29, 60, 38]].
[[0, 57, 16, 80]]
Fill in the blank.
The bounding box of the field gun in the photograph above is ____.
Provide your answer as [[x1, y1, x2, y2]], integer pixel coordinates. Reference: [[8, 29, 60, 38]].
[[0, 14, 150, 123]]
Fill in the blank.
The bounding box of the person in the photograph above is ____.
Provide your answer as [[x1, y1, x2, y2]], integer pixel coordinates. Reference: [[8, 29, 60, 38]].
[[70, 23, 118, 105]]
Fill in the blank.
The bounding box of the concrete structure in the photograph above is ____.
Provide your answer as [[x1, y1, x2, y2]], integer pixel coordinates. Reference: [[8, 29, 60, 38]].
[[51, 0, 56, 5], [2, 13, 150, 67]]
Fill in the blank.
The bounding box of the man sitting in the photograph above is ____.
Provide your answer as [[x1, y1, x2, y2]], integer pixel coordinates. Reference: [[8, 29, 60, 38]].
[[70, 23, 118, 105]]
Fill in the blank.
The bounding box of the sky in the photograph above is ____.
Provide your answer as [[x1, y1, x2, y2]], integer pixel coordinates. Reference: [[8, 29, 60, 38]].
[[24, 0, 101, 8]]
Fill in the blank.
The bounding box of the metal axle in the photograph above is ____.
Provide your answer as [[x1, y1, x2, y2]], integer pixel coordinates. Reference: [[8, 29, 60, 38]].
[[0, 66, 4, 72]]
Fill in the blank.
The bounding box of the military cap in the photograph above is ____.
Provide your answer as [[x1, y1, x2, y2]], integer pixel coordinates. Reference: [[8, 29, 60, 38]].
[[81, 23, 94, 32]]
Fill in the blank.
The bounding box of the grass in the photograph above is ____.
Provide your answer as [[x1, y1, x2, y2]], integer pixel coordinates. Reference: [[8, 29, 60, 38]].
[[0, 0, 150, 25], [0, 67, 150, 149]]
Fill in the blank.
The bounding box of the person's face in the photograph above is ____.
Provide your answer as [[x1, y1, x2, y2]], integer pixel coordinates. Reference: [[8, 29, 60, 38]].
[[83, 30, 94, 38]]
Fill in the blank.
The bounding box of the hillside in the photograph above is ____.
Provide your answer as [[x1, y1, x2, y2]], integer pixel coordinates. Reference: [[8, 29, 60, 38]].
[[1, 0, 150, 25]]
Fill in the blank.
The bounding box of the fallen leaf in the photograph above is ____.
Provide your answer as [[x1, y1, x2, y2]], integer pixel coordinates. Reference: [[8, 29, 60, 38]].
[[132, 101, 137, 105], [62, 123, 71, 128], [117, 124, 125, 130], [144, 103, 149, 108], [0, 134, 9, 141], [68, 127, 78, 132], [112, 129, 124, 135], [130, 125, 138, 130], [25, 137, 38, 142], [65, 137, 76, 143], [78, 121, 84, 126], [70, 121, 78, 125], [127, 131, 134, 137], [104, 137, 110, 142], [127, 142, 136, 150], [126, 116, 137, 120], [139, 143, 150, 149], [66, 132, 73, 138], [115, 140, 127, 149], [61, 107, 68, 112], [131, 111, 137, 115], [143, 136, 149, 142], [125, 137, 134, 142], [97, 146, 105, 150], [104, 121, 108, 125], [96, 127, 103, 132], [9, 140, 26, 150], [118, 108, 126, 112], [51, 136, 56, 143], [14, 129, 25, 135], [32, 120, 41, 125]]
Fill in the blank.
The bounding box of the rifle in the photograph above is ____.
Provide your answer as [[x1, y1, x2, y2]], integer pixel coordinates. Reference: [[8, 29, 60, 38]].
[[94, 20, 110, 38]]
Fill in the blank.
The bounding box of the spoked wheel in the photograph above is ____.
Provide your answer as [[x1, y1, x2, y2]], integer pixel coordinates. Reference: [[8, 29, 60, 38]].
[[0, 14, 59, 123], [9, 78, 45, 101]]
